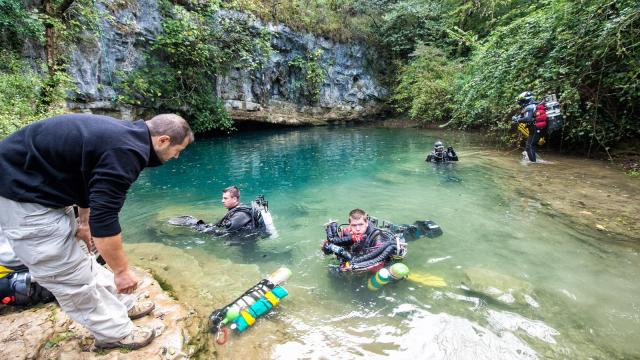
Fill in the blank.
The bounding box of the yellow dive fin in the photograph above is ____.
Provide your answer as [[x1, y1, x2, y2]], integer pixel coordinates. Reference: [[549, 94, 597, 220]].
[[517, 123, 545, 145], [407, 273, 447, 288]]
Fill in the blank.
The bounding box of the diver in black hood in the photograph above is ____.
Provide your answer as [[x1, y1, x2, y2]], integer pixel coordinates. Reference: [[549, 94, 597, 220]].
[[426, 141, 458, 163]]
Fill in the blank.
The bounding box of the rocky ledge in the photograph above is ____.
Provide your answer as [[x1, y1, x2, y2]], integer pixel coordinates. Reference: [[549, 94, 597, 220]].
[[0, 267, 212, 360]]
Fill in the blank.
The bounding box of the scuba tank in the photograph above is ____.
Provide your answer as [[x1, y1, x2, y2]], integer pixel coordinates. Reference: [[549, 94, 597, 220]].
[[252, 195, 277, 237], [367, 263, 410, 291], [208, 267, 291, 342], [0, 270, 55, 306], [389, 263, 410, 280], [368, 268, 392, 290], [543, 94, 562, 132], [381, 219, 443, 240], [1, 235, 55, 306]]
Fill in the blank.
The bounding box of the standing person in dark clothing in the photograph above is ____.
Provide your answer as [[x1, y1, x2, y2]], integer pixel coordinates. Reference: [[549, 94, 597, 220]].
[[426, 141, 458, 162], [512, 91, 543, 162], [0, 113, 193, 350]]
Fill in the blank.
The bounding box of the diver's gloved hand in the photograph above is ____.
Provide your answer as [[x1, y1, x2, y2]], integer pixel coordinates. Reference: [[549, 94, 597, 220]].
[[321, 241, 334, 255], [511, 115, 520, 123], [322, 243, 352, 261], [325, 221, 339, 241], [335, 246, 352, 261]]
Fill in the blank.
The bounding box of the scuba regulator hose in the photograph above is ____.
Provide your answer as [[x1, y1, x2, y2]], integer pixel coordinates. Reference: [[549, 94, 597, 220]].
[[350, 242, 399, 272]]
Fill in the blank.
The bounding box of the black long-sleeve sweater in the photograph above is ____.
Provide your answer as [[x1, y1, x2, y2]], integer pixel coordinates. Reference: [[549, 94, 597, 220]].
[[0, 114, 162, 237]]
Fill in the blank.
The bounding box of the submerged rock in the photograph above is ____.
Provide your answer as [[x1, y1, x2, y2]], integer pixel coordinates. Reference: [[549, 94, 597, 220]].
[[124, 243, 261, 317], [0, 267, 209, 359], [463, 267, 536, 306]]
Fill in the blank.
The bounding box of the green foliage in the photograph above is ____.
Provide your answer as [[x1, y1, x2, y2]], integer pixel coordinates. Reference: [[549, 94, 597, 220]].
[[391, 45, 461, 123], [0, 51, 70, 138], [0, 0, 44, 50], [226, 0, 372, 42], [45, 331, 75, 349], [627, 169, 639, 178], [366, 0, 638, 153], [450, 0, 640, 151], [0, 1, 98, 137], [377, 1, 452, 59], [117, 3, 273, 133], [288, 49, 325, 103]]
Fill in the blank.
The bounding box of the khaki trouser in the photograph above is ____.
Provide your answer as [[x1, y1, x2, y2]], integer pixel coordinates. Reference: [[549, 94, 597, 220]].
[[0, 196, 134, 342]]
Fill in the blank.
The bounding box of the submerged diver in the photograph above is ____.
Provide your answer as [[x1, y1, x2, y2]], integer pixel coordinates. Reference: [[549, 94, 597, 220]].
[[321, 209, 406, 273], [168, 186, 274, 242], [425, 141, 458, 163], [512, 91, 546, 162]]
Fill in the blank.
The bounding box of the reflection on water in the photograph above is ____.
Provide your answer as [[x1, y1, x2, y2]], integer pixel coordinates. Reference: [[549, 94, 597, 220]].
[[121, 126, 640, 359]]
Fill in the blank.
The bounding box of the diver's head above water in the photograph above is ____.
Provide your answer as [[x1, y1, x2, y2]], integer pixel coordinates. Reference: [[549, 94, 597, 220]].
[[348, 208, 369, 236], [434, 140, 445, 155], [222, 185, 240, 209]]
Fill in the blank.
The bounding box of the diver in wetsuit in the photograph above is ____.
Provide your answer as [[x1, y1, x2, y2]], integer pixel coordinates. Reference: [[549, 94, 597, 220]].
[[209, 186, 253, 236], [512, 91, 542, 162], [321, 209, 406, 273], [425, 141, 458, 163], [168, 186, 269, 242]]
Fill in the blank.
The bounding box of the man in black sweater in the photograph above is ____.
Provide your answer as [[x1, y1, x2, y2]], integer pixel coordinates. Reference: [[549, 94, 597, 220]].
[[0, 113, 193, 350]]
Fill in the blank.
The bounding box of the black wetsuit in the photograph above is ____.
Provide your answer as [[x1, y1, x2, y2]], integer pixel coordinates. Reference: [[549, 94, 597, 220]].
[[323, 222, 402, 272], [169, 204, 261, 241], [516, 102, 541, 162], [212, 204, 253, 236], [426, 148, 458, 162]]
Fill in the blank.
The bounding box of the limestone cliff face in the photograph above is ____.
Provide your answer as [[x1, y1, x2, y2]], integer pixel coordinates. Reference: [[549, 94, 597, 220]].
[[66, 1, 387, 124]]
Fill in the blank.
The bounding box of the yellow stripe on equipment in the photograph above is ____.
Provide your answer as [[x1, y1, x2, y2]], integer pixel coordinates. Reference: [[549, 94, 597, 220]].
[[0, 265, 14, 279], [240, 310, 256, 326], [407, 273, 447, 288], [264, 291, 279, 306], [517, 123, 545, 145]]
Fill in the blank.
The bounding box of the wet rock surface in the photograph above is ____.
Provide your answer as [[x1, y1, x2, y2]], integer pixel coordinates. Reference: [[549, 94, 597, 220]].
[[463, 267, 536, 306], [0, 266, 210, 360], [502, 154, 640, 242]]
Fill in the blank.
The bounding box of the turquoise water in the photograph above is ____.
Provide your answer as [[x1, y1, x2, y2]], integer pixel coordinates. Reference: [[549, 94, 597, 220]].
[[121, 126, 640, 359]]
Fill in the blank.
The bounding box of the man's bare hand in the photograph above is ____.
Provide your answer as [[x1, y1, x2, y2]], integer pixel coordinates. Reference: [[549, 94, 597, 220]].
[[75, 224, 95, 253], [115, 269, 139, 294]]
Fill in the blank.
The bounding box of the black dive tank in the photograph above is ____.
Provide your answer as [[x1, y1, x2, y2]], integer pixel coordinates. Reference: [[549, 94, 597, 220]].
[[0, 272, 55, 306]]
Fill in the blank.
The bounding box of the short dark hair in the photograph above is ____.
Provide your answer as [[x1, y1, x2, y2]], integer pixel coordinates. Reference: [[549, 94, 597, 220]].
[[348, 208, 368, 223], [146, 114, 194, 145], [223, 185, 240, 200]]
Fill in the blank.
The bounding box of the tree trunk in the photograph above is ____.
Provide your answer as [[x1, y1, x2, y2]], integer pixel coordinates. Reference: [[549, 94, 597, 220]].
[[43, 0, 57, 75], [42, 0, 76, 75]]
